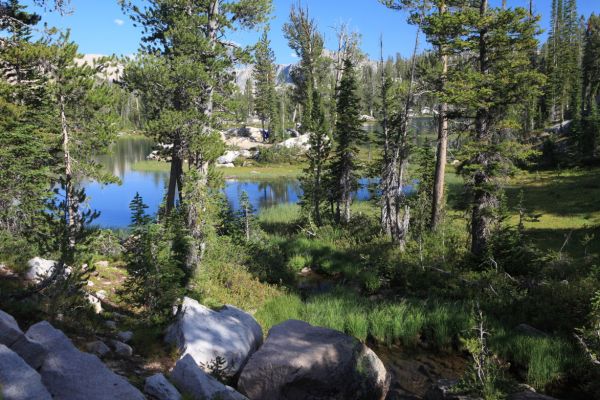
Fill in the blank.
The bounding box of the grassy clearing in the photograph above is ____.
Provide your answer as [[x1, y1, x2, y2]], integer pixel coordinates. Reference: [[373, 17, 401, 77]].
[[132, 159, 303, 179]]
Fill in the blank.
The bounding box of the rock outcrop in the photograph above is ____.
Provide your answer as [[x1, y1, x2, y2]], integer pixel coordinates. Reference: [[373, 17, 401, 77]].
[[171, 355, 248, 400], [238, 319, 390, 400], [0, 344, 52, 400], [144, 373, 182, 400], [26, 321, 145, 400], [218, 150, 241, 165], [0, 309, 47, 369], [165, 297, 262, 378], [276, 134, 310, 151]]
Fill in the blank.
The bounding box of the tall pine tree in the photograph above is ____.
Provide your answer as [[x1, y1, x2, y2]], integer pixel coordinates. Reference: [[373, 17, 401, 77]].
[[329, 59, 364, 224]]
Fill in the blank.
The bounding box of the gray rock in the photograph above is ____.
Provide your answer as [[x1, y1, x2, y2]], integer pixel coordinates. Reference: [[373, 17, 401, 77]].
[[85, 340, 111, 357], [144, 373, 182, 400], [0, 309, 46, 369], [0, 309, 22, 346], [95, 260, 110, 268], [9, 334, 47, 369], [111, 340, 133, 357], [424, 379, 480, 400], [238, 319, 390, 400], [26, 321, 145, 400], [117, 330, 134, 343], [105, 320, 117, 329], [171, 355, 248, 400], [514, 324, 548, 338], [217, 150, 241, 164], [0, 344, 52, 400], [508, 392, 558, 400], [165, 297, 262, 378]]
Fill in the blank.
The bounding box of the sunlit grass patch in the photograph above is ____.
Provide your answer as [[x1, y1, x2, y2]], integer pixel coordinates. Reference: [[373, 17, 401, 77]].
[[491, 331, 580, 390]]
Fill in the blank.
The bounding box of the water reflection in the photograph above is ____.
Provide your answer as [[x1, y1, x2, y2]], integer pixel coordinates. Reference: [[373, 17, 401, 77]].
[[85, 123, 431, 228]]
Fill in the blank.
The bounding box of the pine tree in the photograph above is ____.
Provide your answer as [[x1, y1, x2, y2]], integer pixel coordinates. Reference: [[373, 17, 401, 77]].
[[122, 0, 271, 272], [244, 78, 254, 122], [448, 1, 545, 257], [123, 197, 186, 322], [253, 29, 277, 133], [238, 191, 255, 242], [129, 192, 151, 227], [300, 92, 330, 226], [0, 1, 52, 238], [378, 0, 452, 231], [580, 13, 600, 157], [283, 2, 324, 133], [329, 59, 364, 224], [47, 31, 119, 249]]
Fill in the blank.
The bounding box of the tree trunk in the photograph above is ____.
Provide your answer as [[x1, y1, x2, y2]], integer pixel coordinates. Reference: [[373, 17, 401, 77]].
[[60, 94, 76, 250], [471, 0, 494, 258], [166, 135, 183, 213], [431, 2, 449, 231]]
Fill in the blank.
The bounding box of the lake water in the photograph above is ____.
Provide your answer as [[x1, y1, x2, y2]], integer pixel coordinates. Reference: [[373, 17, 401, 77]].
[[84, 137, 377, 228]]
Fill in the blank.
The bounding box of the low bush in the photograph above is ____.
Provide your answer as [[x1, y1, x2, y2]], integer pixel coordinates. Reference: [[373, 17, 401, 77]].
[[255, 146, 303, 165]]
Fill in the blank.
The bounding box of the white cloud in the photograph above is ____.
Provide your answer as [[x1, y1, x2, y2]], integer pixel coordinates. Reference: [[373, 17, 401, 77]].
[[114, 19, 124, 26], [290, 52, 298, 58]]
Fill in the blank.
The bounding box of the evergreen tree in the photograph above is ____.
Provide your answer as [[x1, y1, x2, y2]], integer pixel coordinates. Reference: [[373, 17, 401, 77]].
[[0, 1, 52, 239], [378, 0, 453, 231], [244, 78, 254, 122], [580, 13, 600, 157], [237, 191, 255, 242], [300, 93, 330, 226], [547, 0, 582, 122], [283, 2, 324, 133], [122, 0, 271, 272], [47, 31, 119, 249], [329, 59, 364, 224], [130, 192, 151, 227], [253, 29, 277, 133], [448, 1, 545, 257], [123, 195, 186, 322]]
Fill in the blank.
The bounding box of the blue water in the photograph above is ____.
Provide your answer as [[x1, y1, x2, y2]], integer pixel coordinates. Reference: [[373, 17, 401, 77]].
[[84, 136, 414, 228]]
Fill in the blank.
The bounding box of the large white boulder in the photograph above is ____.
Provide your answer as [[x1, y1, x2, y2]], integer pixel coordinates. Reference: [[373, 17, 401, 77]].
[[225, 127, 264, 142], [277, 134, 311, 150], [171, 355, 248, 400], [25, 257, 57, 282], [0, 344, 52, 400], [144, 373, 182, 400], [217, 150, 241, 165], [165, 297, 262, 378], [25, 321, 145, 400], [238, 319, 390, 400]]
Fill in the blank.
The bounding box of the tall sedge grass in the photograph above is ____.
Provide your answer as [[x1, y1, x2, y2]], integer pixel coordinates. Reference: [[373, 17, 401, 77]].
[[255, 289, 471, 351], [258, 204, 300, 225], [254, 293, 303, 330], [491, 332, 578, 390], [255, 290, 580, 390]]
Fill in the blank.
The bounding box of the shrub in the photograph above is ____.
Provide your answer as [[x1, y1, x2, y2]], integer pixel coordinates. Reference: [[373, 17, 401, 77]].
[[255, 146, 303, 164]]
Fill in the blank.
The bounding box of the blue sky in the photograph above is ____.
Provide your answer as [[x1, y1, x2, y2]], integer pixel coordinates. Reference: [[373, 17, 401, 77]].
[[22, 0, 599, 64]]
